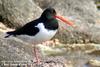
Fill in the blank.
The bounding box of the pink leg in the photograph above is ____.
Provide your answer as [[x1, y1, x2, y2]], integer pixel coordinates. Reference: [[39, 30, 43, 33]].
[[33, 46, 41, 64]]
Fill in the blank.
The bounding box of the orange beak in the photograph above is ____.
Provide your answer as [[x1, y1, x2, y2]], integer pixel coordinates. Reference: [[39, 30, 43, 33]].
[[54, 15, 74, 27]]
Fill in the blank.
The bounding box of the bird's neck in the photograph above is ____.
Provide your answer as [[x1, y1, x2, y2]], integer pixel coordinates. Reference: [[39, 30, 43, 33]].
[[43, 18, 58, 30]]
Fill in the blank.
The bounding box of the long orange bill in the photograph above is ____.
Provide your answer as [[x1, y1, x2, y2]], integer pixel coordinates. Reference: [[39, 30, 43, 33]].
[[54, 15, 74, 27]]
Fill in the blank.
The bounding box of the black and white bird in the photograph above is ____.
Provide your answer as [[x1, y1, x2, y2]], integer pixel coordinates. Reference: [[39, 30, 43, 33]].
[[5, 7, 75, 64]]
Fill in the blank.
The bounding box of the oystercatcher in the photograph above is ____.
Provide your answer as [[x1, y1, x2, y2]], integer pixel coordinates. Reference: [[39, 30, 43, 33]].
[[5, 7, 75, 64]]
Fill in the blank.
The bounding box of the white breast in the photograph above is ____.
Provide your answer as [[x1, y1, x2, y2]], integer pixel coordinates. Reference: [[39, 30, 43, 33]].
[[17, 23, 58, 44], [33, 23, 57, 43]]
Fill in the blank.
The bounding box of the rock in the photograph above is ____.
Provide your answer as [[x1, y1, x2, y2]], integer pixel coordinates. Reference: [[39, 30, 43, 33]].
[[0, 33, 68, 67], [0, 56, 68, 67], [52, 0, 100, 44], [86, 44, 100, 55], [0, 34, 33, 61], [37, 43, 100, 56], [0, 0, 42, 28], [87, 60, 100, 67], [0, 22, 14, 33]]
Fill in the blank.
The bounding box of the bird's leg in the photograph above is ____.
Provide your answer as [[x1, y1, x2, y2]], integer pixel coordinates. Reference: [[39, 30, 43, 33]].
[[33, 45, 41, 64]]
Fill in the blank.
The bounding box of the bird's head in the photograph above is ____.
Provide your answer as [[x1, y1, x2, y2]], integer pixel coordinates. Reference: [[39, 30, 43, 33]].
[[40, 7, 57, 20], [40, 7, 76, 27]]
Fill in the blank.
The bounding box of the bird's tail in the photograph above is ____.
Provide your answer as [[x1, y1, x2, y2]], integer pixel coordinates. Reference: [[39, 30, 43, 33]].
[[5, 31, 14, 38]]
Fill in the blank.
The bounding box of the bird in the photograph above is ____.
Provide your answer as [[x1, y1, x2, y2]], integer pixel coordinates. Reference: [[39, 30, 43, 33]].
[[5, 7, 75, 64]]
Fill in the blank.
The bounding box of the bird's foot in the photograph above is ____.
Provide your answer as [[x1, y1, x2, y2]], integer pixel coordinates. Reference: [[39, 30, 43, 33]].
[[33, 45, 43, 65], [35, 58, 42, 65]]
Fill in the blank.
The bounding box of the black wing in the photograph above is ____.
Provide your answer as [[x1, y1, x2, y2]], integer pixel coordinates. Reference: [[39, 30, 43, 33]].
[[5, 19, 40, 38]]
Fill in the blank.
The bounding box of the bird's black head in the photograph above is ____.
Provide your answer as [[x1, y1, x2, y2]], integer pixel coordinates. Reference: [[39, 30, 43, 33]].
[[40, 7, 57, 20]]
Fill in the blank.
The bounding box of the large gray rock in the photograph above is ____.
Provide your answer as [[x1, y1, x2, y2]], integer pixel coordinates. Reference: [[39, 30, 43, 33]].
[[0, 0, 42, 28], [53, 0, 100, 44], [0, 34, 33, 61]]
